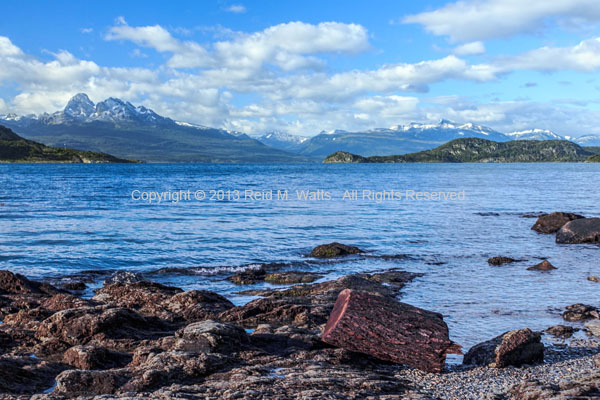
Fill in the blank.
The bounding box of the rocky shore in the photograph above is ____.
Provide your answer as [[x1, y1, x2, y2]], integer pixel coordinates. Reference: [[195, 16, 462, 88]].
[[0, 232, 597, 399]]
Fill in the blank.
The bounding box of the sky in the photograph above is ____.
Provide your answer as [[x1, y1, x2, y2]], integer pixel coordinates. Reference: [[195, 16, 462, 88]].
[[1, 0, 600, 137]]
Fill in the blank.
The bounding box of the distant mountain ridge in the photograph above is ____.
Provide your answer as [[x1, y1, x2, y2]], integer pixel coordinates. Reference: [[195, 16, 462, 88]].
[[323, 138, 600, 163], [0, 94, 307, 163]]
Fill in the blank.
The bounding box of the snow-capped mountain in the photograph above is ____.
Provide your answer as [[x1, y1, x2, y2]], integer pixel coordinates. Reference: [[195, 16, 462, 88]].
[[257, 131, 310, 152], [572, 135, 600, 146], [505, 129, 565, 141]]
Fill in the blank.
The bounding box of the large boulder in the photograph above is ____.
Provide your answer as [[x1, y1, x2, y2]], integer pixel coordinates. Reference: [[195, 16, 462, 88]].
[[63, 345, 131, 369], [531, 212, 584, 234], [172, 320, 248, 353], [309, 242, 364, 258], [0, 270, 60, 295], [54, 369, 127, 395], [562, 304, 599, 321], [321, 289, 459, 373], [556, 217, 600, 244], [463, 328, 544, 368]]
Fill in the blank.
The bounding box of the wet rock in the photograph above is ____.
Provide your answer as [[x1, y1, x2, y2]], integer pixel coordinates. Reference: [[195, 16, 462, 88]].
[[488, 256, 518, 266], [0, 354, 66, 394], [54, 369, 126, 395], [321, 289, 458, 373], [35, 305, 170, 348], [585, 320, 600, 336], [588, 275, 600, 283], [562, 304, 599, 321], [463, 328, 544, 368], [0, 270, 61, 295], [531, 212, 584, 234], [527, 260, 557, 271], [174, 320, 249, 353], [226, 267, 267, 285], [103, 271, 147, 285], [61, 281, 87, 291], [556, 217, 600, 244], [63, 345, 131, 369], [309, 242, 364, 258], [544, 325, 575, 338], [265, 271, 322, 284]]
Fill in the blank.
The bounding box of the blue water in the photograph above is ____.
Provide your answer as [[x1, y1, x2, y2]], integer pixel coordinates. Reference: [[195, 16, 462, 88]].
[[0, 163, 599, 349]]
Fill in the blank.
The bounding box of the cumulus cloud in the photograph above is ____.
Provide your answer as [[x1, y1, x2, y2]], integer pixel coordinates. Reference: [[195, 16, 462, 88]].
[[453, 41, 485, 56], [403, 0, 600, 42], [225, 4, 246, 13]]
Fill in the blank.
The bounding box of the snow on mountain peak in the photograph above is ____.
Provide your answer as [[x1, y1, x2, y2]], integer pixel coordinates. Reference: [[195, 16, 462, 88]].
[[64, 93, 95, 119]]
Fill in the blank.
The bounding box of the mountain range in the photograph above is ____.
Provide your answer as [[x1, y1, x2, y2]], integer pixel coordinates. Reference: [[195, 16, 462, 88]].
[[0, 94, 307, 163], [256, 122, 600, 158], [2, 93, 600, 162]]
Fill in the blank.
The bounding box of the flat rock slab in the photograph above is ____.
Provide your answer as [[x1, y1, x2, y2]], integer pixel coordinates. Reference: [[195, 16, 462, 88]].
[[556, 218, 600, 244], [321, 289, 457, 373]]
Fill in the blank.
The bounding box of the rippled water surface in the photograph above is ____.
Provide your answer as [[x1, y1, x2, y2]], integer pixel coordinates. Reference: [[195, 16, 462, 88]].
[[1, 163, 599, 348]]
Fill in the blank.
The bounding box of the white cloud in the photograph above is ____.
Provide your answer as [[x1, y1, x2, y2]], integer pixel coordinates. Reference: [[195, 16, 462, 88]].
[[81, 28, 93, 34], [403, 0, 600, 42], [225, 4, 246, 13], [453, 41, 485, 56]]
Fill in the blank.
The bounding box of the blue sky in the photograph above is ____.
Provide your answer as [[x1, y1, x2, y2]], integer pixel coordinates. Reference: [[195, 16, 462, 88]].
[[2, 0, 600, 136]]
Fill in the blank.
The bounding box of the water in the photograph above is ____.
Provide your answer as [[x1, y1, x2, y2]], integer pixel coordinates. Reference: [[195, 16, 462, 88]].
[[1, 163, 599, 349]]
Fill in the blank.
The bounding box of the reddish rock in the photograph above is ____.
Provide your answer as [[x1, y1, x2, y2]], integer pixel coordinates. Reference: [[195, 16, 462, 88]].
[[0, 354, 66, 394], [556, 217, 600, 244], [531, 212, 584, 234], [309, 242, 364, 258], [42, 293, 95, 311], [0, 270, 61, 295], [527, 260, 557, 271], [63, 345, 131, 369], [463, 328, 544, 368], [321, 289, 458, 373], [544, 325, 575, 338]]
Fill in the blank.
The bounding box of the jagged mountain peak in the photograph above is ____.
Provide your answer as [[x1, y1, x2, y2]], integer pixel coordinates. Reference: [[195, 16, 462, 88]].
[[64, 93, 95, 119]]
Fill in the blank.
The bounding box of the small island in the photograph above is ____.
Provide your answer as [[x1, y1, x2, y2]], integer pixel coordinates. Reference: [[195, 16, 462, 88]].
[[0, 124, 136, 163], [323, 137, 600, 163]]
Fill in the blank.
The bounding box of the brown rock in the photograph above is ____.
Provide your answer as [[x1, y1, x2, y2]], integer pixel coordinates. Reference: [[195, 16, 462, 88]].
[[63, 345, 131, 369], [556, 217, 600, 244], [0, 354, 66, 394], [165, 290, 234, 322], [0, 270, 61, 295], [41, 293, 95, 311], [488, 256, 518, 266], [544, 325, 575, 338], [527, 260, 557, 271], [588, 275, 600, 283], [226, 268, 267, 285], [174, 319, 248, 353], [562, 303, 599, 321], [54, 369, 127, 395], [463, 328, 544, 368], [531, 212, 584, 234], [309, 242, 364, 258], [265, 271, 322, 284], [92, 281, 182, 311], [321, 289, 458, 373]]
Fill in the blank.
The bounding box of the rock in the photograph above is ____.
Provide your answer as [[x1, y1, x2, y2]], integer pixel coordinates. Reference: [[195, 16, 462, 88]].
[[556, 217, 600, 244], [265, 271, 322, 284], [63, 345, 131, 369], [488, 256, 518, 266], [103, 271, 147, 285], [544, 325, 575, 338], [527, 260, 557, 271], [219, 297, 321, 329], [61, 281, 87, 291], [41, 293, 95, 311], [35, 305, 169, 348], [309, 242, 364, 258], [0, 354, 65, 394], [54, 369, 126, 395], [584, 319, 600, 336], [588, 275, 600, 283], [321, 289, 458, 373], [226, 268, 267, 285], [0, 270, 60, 295], [531, 212, 584, 234], [93, 282, 232, 323], [174, 320, 248, 353], [562, 304, 599, 321], [463, 328, 544, 368], [122, 350, 230, 392]]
